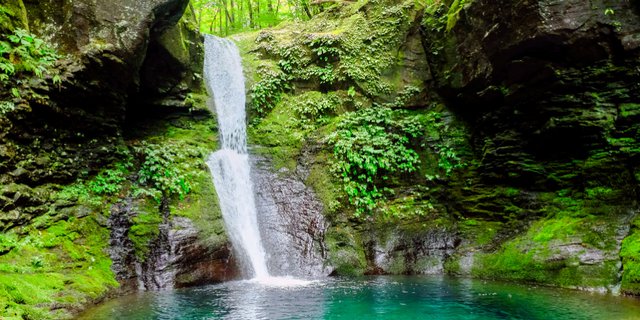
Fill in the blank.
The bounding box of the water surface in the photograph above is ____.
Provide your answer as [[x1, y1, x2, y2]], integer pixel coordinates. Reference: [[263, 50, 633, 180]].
[[79, 276, 640, 319]]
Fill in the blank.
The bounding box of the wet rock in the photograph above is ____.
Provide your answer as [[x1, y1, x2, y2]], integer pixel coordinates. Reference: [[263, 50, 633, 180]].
[[108, 198, 237, 292], [169, 217, 238, 288], [425, 0, 640, 190], [0, 0, 201, 190], [251, 155, 331, 278], [131, 8, 204, 116], [368, 226, 459, 275], [108, 199, 139, 292]]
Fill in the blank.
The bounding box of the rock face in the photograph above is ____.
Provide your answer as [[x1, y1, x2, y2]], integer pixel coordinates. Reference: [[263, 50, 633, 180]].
[[251, 155, 330, 278], [0, 1, 233, 317], [109, 200, 237, 292], [421, 0, 640, 293], [239, 0, 640, 294], [366, 226, 459, 275], [1, 0, 201, 191]]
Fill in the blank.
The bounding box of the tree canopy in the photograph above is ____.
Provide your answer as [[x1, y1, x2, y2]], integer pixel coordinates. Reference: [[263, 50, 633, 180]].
[[190, 0, 334, 35]]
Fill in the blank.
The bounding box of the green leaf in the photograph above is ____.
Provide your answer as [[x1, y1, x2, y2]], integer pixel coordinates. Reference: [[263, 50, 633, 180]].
[[11, 88, 20, 98]]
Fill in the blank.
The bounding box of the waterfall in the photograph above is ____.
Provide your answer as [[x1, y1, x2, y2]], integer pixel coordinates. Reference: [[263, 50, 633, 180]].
[[203, 35, 269, 279]]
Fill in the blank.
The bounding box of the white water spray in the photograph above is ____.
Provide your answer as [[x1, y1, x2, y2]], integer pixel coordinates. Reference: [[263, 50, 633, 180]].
[[204, 35, 269, 279], [204, 35, 315, 287]]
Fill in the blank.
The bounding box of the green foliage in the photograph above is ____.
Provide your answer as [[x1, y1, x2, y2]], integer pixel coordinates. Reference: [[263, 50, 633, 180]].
[[292, 91, 339, 123], [420, 0, 467, 35], [420, 0, 471, 34], [386, 85, 422, 108], [445, 0, 469, 32], [0, 27, 62, 114], [421, 110, 467, 180], [88, 163, 130, 196], [308, 35, 341, 63], [135, 142, 196, 200], [328, 106, 424, 216], [192, 0, 326, 36], [0, 100, 14, 114], [0, 28, 60, 83], [250, 0, 418, 109], [250, 65, 289, 116]]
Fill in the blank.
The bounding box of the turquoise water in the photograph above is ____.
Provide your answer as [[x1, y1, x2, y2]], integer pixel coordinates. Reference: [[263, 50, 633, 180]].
[[79, 276, 640, 319]]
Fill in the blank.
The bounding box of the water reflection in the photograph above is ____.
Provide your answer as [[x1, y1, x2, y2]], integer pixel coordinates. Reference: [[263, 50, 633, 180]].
[[78, 276, 640, 320]]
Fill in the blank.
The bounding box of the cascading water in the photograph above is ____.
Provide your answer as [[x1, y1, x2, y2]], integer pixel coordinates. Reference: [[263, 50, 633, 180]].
[[203, 35, 269, 280]]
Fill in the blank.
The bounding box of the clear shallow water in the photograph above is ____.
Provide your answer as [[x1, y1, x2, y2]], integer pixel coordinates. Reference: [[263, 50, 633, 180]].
[[79, 276, 640, 319]]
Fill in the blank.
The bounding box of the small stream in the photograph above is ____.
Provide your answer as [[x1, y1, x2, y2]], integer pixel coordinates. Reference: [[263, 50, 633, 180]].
[[78, 276, 640, 319]]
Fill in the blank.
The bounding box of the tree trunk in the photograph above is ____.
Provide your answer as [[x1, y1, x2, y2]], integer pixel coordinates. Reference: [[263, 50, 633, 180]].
[[247, 0, 254, 28]]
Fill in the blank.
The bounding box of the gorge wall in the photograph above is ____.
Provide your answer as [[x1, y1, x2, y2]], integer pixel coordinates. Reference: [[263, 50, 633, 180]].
[[1, 0, 640, 318], [0, 0, 235, 318], [238, 0, 640, 295]]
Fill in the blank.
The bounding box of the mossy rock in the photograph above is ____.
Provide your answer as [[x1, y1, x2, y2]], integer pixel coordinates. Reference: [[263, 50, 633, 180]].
[[0, 0, 28, 34], [621, 218, 640, 295], [471, 214, 623, 291], [0, 209, 118, 319], [170, 170, 227, 250], [325, 226, 366, 276]]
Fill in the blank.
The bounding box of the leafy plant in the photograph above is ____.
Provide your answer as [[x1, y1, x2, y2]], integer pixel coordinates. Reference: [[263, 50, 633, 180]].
[[328, 106, 424, 216], [0, 28, 62, 110], [386, 85, 422, 108], [88, 164, 130, 196], [0, 28, 60, 82], [422, 111, 467, 179], [0, 100, 14, 114], [135, 142, 195, 200], [307, 35, 341, 63], [250, 66, 290, 116]]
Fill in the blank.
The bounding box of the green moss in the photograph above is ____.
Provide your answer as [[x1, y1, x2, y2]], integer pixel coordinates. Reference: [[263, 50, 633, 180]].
[[531, 216, 579, 243], [0, 0, 28, 33], [170, 171, 227, 249], [443, 255, 461, 274], [306, 152, 343, 216], [325, 226, 366, 276], [460, 219, 500, 246], [472, 214, 620, 289], [621, 218, 640, 295], [249, 98, 307, 171], [246, 0, 421, 110], [619, 103, 640, 119], [0, 213, 118, 319], [128, 200, 163, 260]]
